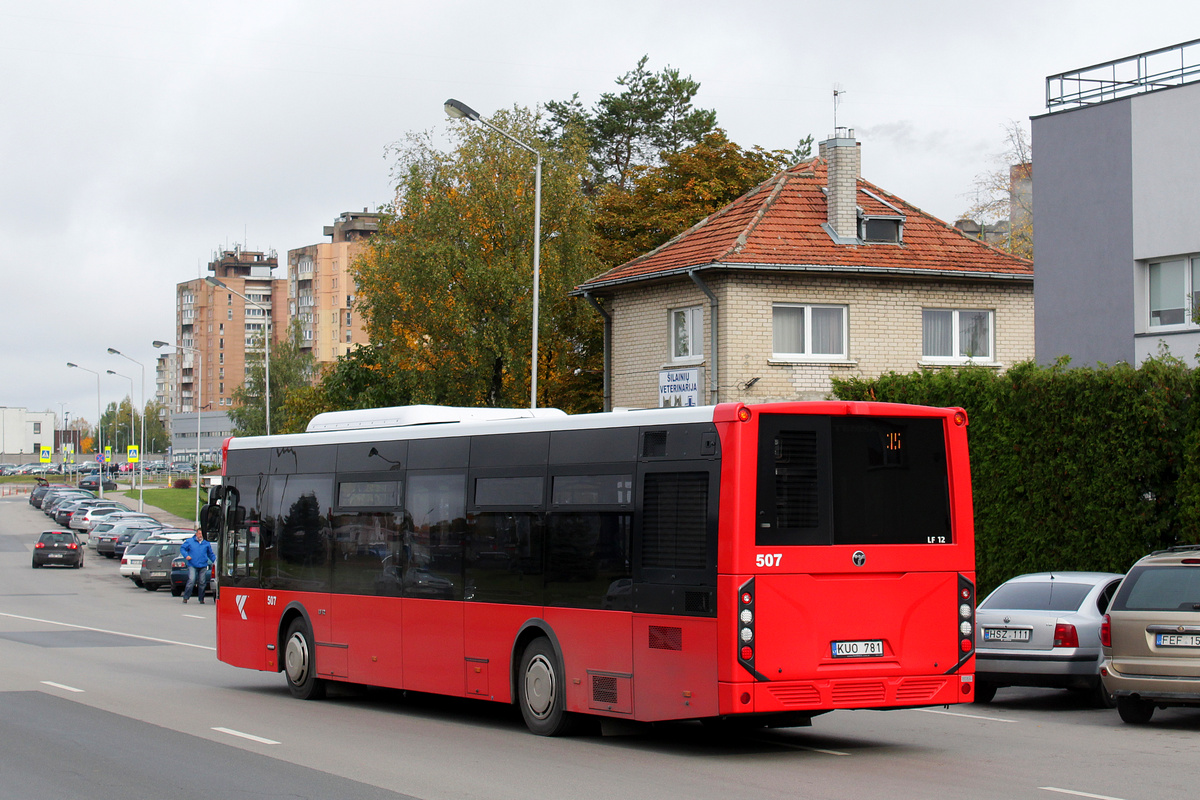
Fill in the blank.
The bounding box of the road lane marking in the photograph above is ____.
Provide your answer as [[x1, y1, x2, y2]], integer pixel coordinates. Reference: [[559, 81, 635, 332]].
[[41, 681, 84, 693], [1040, 788, 1127, 800], [212, 727, 280, 745], [915, 708, 1015, 723], [0, 612, 215, 651]]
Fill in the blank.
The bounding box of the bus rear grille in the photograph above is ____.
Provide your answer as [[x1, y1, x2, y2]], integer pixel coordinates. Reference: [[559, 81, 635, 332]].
[[831, 681, 886, 704], [768, 684, 821, 707], [648, 625, 683, 651], [592, 675, 618, 705], [895, 679, 947, 702]]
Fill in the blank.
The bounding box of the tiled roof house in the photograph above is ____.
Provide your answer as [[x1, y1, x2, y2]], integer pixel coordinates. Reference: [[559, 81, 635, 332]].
[[575, 129, 1034, 408]]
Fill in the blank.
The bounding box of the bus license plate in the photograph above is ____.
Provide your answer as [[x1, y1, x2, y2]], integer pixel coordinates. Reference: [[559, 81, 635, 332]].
[[1157, 633, 1200, 648], [832, 639, 884, 658], [983, 627, 1031, 642]]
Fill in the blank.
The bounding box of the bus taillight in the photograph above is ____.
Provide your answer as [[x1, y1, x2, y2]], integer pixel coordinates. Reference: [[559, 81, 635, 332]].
[[737, 579, 757, 673], [958, 574, 975, 655]]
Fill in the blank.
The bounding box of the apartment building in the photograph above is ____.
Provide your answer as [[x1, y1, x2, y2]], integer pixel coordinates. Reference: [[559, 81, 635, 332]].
[[173, 245, 285, 413], [287, 210, 379, 365]]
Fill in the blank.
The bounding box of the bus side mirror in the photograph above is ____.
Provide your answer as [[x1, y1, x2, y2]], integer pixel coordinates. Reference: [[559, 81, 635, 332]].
[[200, 503, 222, 538]]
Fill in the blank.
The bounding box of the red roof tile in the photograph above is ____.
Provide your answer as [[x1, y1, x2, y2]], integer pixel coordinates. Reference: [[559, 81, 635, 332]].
[[577, 158, 1032, 291]]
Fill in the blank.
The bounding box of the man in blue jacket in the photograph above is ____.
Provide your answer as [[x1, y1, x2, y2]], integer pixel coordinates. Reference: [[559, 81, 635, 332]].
[[180, 528, 216, 604]]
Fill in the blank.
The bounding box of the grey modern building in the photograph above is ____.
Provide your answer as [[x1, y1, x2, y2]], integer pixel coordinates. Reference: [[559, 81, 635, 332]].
[[169, 409, 233, 465], [1034, 39, 1200, 367]]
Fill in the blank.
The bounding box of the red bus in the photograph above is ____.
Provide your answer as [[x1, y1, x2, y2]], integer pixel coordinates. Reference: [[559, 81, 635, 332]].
[[209, 401, 976, 735]]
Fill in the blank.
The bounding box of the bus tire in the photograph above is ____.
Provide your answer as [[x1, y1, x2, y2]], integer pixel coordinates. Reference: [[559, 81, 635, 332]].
[[284, 618, 327, 700], [518, 637, 576, 736]]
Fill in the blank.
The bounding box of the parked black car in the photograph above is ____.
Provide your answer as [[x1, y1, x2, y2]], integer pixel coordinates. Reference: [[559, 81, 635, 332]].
[[32, 530, 85, 568], [79, 474, 117, 492], [141, 541, 185, 592]]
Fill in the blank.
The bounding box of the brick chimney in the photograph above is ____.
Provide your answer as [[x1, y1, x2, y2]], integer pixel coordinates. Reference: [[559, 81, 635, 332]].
[[820, 127, 860, 241]]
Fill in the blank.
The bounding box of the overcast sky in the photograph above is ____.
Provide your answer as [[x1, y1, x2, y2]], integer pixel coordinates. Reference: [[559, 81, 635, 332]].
[[4, 0, 1199, 426]]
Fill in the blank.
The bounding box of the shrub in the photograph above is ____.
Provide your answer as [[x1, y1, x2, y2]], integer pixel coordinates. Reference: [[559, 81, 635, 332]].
[[173, 478, 192, 490]]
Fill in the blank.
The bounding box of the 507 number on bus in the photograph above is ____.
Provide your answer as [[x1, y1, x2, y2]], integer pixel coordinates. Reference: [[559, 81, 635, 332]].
[[756, 553, 782, 567]]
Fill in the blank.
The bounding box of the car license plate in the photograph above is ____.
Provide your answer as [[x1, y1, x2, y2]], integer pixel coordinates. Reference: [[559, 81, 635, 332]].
[[48, 553, 62, 559], [1156, 633, 1200, 648], [831, 639, 884, 658], [982, 627, 1031, 642], [150, 571, 167, 578]]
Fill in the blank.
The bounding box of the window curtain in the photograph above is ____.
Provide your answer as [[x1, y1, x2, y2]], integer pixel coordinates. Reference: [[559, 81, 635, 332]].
[[958, 311, 991, 358], [923, 310, 952, 357], [1150, 261, 1186, 326], [811, 307, 843, 355], [773, 306, 804, 354]]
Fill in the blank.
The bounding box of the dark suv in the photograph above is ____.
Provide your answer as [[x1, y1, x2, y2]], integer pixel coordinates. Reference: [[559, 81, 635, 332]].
[[32, 530, 85, 568], [1101, 545, 1200, 723]]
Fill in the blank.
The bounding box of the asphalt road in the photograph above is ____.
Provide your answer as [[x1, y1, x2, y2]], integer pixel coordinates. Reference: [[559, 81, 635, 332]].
[[1, 495, 1196, 800]]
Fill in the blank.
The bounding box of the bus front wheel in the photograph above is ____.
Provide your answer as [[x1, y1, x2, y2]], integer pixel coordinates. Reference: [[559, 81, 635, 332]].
[[284, 618, 326, 700], [518, 637, 576, 736]]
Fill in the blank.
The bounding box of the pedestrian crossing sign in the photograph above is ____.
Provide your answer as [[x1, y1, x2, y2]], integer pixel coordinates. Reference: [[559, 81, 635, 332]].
[[127, 445, 139, 463], [40, 447, 51, 463]]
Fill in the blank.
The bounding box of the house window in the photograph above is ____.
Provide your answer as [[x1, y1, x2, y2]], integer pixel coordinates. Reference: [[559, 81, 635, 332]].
[[33, 422, 41, 434], [862, 217, 902, 243], [1147, 258, 1200, 327], [923, 309, 993, 361], [772, 304, 847, 359], [670, 306, 703, 360]]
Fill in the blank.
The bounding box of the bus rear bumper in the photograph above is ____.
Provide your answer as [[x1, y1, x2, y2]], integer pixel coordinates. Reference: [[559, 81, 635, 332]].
[[720, 673, 973, 715]]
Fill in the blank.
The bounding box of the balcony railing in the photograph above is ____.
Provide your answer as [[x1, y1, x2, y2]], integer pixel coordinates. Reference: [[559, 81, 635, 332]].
[[1048, 38, 1200, 111]]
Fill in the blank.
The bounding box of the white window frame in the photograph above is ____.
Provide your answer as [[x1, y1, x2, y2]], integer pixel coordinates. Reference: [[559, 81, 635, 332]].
[[922, 308, 995, 363], [670, 306, 704, 362], [1145, 256, 1200, 330], [771, 303, 849, 361]]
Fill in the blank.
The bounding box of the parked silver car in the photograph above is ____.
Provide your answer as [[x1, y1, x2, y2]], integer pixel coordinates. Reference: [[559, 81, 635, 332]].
[[974, 571, 1124, 707]]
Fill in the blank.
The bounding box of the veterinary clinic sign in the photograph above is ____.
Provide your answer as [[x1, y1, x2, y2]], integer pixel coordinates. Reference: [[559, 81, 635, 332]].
[[658, 368, 703, 408]]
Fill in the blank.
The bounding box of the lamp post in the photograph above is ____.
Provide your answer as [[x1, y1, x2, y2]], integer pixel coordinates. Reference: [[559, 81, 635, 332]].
[[444, 98, 542, 409], [154, 340, 202, 525], [108, 348, 146, 511], [66, 362, 103, 499], [204, 276, 271, 435], [106, 369, 136, 506]]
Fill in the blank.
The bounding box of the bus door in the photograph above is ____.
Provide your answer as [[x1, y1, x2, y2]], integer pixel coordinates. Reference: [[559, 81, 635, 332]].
[[215, 480, 268, 670]]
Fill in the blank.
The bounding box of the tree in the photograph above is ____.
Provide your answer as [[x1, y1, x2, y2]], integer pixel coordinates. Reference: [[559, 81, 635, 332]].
[[593, 129, 794, 267], [352, 107, 603, 412], [280, 344, 413, 432], [229, 319, 317, 436], [963, 120, 1032, 260], [544, 55, 718, 190], [142, 400, 170, 453]]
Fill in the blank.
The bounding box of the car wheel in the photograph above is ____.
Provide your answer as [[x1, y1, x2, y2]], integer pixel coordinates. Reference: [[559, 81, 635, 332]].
[[518, 636, 579, 736], [143, 583, 158, 592], [171, 587, 182, 597], [132, 577, 143, 587], [31, 559, 40, 569], [1116, 695, 1155, 724], [284, 618, 326, 700], [973, 681, 998, 704], [1089, 678, 1116, 709]]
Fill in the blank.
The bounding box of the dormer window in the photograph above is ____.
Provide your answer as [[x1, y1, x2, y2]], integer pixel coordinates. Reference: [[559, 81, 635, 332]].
[[862, 216, 902, 243]]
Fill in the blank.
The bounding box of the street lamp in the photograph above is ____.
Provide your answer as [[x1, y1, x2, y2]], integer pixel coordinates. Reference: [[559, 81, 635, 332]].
[[205, 275, 271, 435], [106, 369, 136, 506], [66, 362, 103, 499], [108, 347, 146, 511], [444, 97, 543, 409], [154, 340, 202, 525]]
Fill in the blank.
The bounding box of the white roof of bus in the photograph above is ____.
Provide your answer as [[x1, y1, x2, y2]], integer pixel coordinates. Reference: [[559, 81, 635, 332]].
[[228, 404, 720, 451]]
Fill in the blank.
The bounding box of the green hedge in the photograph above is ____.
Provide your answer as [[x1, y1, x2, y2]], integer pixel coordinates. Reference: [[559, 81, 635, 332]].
[[832, 358, 1200, 596]]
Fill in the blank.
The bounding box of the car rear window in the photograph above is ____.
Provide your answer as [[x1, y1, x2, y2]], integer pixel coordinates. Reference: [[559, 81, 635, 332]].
[[980, 581, 1093, 611], [39, 532, 76, 545], [1111, 566, 1200, 612], [128, 542, 156, 555], [146, 543, 182, 558]]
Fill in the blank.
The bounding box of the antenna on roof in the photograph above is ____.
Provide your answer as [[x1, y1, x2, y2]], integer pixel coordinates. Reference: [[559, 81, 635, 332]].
[[833, 84, 846, 131]]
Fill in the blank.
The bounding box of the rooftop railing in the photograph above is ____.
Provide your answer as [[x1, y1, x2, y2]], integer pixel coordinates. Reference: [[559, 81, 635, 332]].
[[1047, 38, 1200, 111]]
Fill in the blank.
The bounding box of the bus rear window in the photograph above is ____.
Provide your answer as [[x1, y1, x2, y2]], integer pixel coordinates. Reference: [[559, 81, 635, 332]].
[[756, 414, 952, 546]]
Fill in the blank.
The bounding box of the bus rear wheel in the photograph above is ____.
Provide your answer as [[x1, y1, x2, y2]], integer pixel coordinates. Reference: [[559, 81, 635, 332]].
[[518, 637, 577, 736], [284, 618, 326, 700]]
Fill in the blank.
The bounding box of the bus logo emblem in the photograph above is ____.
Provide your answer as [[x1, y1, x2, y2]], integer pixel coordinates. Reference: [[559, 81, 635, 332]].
[[852, 551, 866, 567], [235, 594, 249, 620]]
